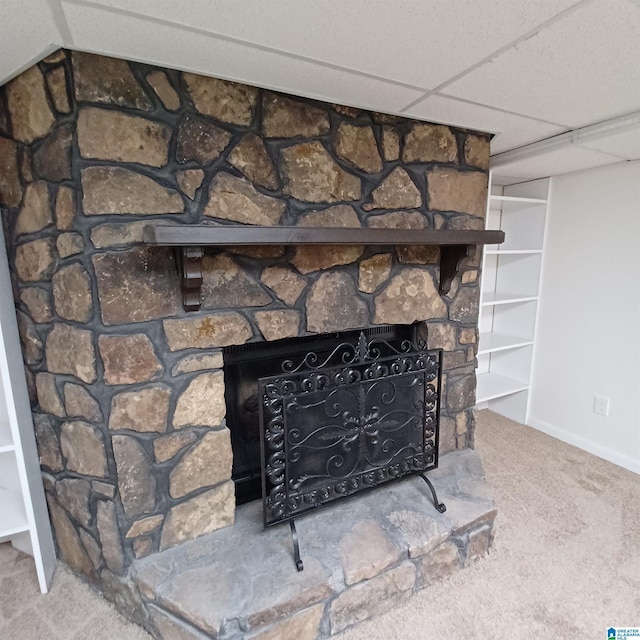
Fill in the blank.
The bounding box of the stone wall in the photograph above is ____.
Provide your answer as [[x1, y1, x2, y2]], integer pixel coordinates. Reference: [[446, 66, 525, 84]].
[[0, 50, 488, 587]]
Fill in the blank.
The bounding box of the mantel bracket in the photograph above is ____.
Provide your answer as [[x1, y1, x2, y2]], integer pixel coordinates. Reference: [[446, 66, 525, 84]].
[[439, 245, 471, 295], [176, 246, 204, 312]]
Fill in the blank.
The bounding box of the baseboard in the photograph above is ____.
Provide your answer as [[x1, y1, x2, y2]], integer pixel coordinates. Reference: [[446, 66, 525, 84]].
[[526, 417, 640, 476]]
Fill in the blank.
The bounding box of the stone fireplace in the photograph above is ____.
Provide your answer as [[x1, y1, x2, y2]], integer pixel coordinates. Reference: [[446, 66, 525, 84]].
[[0, 49, 495, 638]]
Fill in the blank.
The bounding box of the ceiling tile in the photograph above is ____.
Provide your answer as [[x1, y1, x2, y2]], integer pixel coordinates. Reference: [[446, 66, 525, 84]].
[[576, 126, 640, 160], [404, 93, 567, 153], [60, 2, 425, 114], [75, 0, 581, 89], [445, 0, 640, 128]]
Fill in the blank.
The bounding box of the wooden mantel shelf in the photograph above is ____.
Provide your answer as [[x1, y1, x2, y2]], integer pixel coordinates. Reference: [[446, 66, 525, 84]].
[[142, 225, 505, 311]]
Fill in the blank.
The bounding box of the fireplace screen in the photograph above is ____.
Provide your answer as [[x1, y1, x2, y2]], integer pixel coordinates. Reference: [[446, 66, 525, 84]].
[[259, 332, 441, 526]]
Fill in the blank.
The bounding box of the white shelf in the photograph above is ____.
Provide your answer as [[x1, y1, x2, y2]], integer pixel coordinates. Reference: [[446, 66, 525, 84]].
[[0, 487, 29, 537], [484, 249, 543, 255], [0, 420, 13, 452], [476, 372, 529, 403], [478, 332, 534, 355], [481, 292, 538, 306], [489, 195, 547, 204]]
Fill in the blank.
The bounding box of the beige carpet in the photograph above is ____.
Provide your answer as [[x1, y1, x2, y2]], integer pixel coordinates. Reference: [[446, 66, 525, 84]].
[[1, 410, 639, 639]]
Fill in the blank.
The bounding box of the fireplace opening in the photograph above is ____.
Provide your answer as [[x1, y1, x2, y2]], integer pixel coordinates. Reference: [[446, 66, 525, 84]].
[[223, 324, 417, 506]]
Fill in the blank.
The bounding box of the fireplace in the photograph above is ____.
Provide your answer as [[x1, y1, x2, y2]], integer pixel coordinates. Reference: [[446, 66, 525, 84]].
[[0, 49, 497, 638]]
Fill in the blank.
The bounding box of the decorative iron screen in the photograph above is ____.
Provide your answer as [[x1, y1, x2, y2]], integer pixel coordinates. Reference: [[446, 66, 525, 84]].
[[259, 332, 441, 526]]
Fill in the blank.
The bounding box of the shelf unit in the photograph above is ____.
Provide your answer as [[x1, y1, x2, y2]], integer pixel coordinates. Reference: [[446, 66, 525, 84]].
[[0, 225, 56, 593], [476, 177, 550, 423]]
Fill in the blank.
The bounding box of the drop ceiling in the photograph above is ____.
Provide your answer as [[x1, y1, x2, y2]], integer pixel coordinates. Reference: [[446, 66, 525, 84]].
[[2, 0, 640, 184]]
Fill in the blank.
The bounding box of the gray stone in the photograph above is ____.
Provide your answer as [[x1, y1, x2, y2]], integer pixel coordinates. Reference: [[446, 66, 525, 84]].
[[464, 134, 490, 170], [281, 141, 361, 203], [60, 420, 108, 477], [201, 253, 271, 309], [228, 133, 279, 190], [17, 311, 43, 364], [0, 137, 22, 207], [306, 272, 368, 333], [33, 123, 73, 181], [112, 434, 156, 519], [248, 605, 324, 640], [171, 352, 223, 376], [262, 93, 329, 138], [183, 73, 258, 125], [359, 253, 392, 293], [92, 481, 116, 499], [15, 182, 52, 236], [45, 66, 71, 114], [147, 71, 180, 110], [164, 314, 252, 350], [99, 334, 162, 385], [403, 123, 458, 163], [52, 263, 93, 323], [160, 482, 235, 550], [15, 238, 56, 282], [169, 429, 233, 499], [173, 372, 226, 429], [55, 478, 91, 527], [148, 604, 212, 640], [204, 172, 285, 225], [153, 430, 199, 463], [365, 210, 428, 230], [447, 375, 476, 412], [56, 233, 84, 258], [63, 383, 103, 422], [126, 514, 164, 539], [55, 186, 75, 230], [449, 286, 480, 323], [364, 167, 421, 210], [33, 413, 63, 472], [414, 540, 461, 587], [374, 268, 446, 325], [20, 286, 52, 322], [335, 123, 382, 173], [176, 113, 231, 165], [387, 510, 450, 558], [339, 519, 403, 585], [81, 166, 184, 215], [109, 386, 171, 433], [96, 500, 125, 575], [176, 169, 204, 200], [93, 247, 181, 324], [35, 372, 65, 417], [426, 322, 457, 350], [255, 310, 301, 341], [72, 51, 152, 110], [6, 66, 55, 143], [46, 323, 96, 383], [382, 126, 400, 161], [260, 266, 306, 306], [467, 525, 493, 561], [90, 221, 149, 248], [427, 168, 488, 217]]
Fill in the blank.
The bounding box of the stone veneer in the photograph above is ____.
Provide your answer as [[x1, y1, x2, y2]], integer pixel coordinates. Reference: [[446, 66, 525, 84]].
[[0, 49, 489, 606]]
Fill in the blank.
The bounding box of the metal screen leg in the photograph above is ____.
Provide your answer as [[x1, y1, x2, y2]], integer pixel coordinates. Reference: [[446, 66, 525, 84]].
[[289, 520, 304, 572], [418, 473, 447, 513]]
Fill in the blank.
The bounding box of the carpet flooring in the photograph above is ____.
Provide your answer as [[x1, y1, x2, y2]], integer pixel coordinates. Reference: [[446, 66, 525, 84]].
[[1, 410, 638, 639]]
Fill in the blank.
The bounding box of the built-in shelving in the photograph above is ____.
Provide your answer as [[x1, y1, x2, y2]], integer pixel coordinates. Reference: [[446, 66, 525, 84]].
[[0, 486, 29, 537]]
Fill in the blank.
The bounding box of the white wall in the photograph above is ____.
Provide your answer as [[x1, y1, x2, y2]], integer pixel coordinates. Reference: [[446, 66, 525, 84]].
[[528, 160, 640, 474]]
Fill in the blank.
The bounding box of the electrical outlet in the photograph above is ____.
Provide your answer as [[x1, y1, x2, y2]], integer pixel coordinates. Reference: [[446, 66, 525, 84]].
[[594, 395, 610, 417]]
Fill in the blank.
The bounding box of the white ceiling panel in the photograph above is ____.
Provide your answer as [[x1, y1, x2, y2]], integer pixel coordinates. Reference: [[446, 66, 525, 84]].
[[445, 0, 640, 128], [576, 127, 640, 160], [60, 2, 425, 114], [71, 0, 582, 89], [404, 93, 567, 153]]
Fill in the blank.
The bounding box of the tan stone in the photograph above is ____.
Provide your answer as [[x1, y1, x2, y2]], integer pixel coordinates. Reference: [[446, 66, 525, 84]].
[[6, 66, 55, 143], [109, 386, 171, 433], [335, 123, 382, 173], [366, 210, 428, 230], [15, 182, 52, 236], [164, 313, 252, 350], [78, 529, 102, 571], [99, 334, 162, 385], [60, 420, 108, 477], [133, 538, 154, 559], [45, 67, 70, 113], [160, 482, 235, 550], [72, 51, 151, 110], [427, 168, 488, 217], [63, 383, 103, 422], [52, 263, 93, 323], [249, 605, 324, 640], [298, 204, 361, 228], [306, 272, 368, 333], [255, 310, 301, 341], [468, 525, 492, 561], [147, 71, 180, 110], [0, 137, 22, 207], [33, 414, 63, 472], [176, 114, 232, 165], [340, 519, 403, 585], [43, 50, 66, 64], [374, 268, 446, 325], [464, 134, 490, 170], [35, 372, 65, 417], [415, 540, 461, 586], [171, 352, 223, 376], [382, 126, 400, 161], [46, 323, 96, 383], [292, 245, 363, 275], [90, 221, 149, 248], [78, 107, 171, 167], [403, 123, 458, 163], [32, 124, 73, 182], [462, 269, 478, 284], [449, 286, 480, 324], [176, 169, 204, 200], [398, 245, 440, 265], [55, 186, 75, 230], [17, 311, 42, 364], [228, 133, 279, 190], [56, 233, 84, 258], [173, 372, 226, 428], [459, 327, 477, 345], [281, 141, 361, 203], [359, 253, 392, 293], [96, 499, 125, 575], [169, 429, 232, 499], [387, 509, 450, 559], [153, 430, 198, 463], [364, 167, 421, 210], [262, 93, 329, 138], [427, 322, 456, 350], [81, 166, 184, 215], [204, 172, 284, 225], [112, 434, 156, 519], [333, 104, 362, 118], [19, 286, 52, 322], [15, 238, 56, 282], [260, 266, 306, 306], [126, 515, 164, 539], [183, 73, 257, 125], [20, 147, 34, 183]]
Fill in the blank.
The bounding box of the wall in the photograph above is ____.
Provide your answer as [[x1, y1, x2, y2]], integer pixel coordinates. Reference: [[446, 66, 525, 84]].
[[528, 160, 640, 474]]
